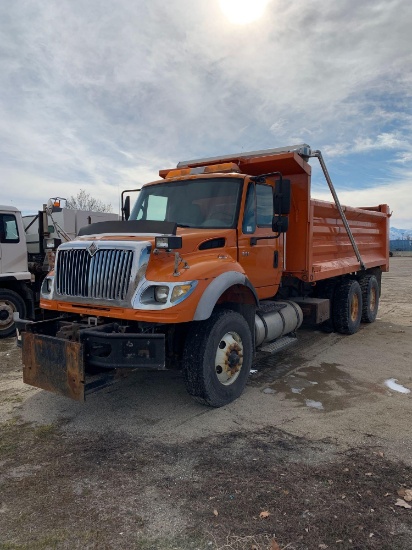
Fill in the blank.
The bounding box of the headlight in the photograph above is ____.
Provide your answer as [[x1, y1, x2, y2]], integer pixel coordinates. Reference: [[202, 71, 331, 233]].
[[155, 235, 182, 250], [154, 286, 169, 303], [135, 281, 197, 309], [171, 284, 192, 303]]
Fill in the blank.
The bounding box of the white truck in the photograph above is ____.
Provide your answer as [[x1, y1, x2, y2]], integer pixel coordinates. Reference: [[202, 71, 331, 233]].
[[0, 200, 119, 338]]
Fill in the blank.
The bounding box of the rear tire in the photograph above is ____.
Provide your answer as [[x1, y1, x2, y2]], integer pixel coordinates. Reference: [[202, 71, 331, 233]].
[[360, 275, 379, 323], [332, 279, 362, 335], [182, 310, 253, 407], [0, 289, 26, 338]]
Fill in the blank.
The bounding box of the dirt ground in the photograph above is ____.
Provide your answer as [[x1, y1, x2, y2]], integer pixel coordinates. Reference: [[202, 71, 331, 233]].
[[1, 258, 411, 550]]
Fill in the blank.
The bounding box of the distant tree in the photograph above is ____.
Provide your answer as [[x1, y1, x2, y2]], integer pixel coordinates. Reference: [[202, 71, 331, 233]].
[[66, 189, 112, 213]]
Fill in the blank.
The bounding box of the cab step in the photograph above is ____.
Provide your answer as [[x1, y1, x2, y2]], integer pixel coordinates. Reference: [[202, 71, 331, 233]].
[[259, 334, 298, 354]]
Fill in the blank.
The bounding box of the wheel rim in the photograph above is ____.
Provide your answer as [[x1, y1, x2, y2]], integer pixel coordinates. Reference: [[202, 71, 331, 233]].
[[370, 286, 377, 312], [350, 293, 359, 322], [0, 300, 16, 330], [214, 331, 244, 386]]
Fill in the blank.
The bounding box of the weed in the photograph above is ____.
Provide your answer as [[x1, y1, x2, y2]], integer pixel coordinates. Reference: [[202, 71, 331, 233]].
[[33, 425, 57, 439]]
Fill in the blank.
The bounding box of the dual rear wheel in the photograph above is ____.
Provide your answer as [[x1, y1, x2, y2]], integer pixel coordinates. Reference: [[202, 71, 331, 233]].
[[332, 275, 379, 335], [360, 275, 380, 323]]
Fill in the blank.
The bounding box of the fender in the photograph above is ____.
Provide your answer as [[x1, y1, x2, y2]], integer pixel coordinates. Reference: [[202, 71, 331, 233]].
[[193, 271, 258, 321]]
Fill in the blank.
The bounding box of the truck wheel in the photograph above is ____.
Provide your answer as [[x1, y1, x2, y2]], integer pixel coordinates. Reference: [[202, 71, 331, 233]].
[[182, 310, 253, 407], [360, 275, 379, 323], [332, 279, 362, 335], [0, 289, 26, 338]]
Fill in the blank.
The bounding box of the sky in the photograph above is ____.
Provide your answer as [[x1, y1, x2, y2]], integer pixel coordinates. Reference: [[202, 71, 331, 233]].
[[1, 0, 411, 227]]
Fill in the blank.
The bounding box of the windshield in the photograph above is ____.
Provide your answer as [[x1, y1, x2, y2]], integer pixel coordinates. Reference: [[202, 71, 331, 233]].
[[130, 177, 243, 229]]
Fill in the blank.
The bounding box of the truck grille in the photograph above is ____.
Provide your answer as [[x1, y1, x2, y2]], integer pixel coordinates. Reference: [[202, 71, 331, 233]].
[[55, 248, 134, 301]]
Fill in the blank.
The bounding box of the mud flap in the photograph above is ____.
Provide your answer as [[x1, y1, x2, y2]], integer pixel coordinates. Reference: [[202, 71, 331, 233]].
[[22, 333, 85, 401]]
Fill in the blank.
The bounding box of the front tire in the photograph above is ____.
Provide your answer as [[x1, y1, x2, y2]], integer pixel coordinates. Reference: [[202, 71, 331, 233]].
[[332, 279, 362, 335], [0, 289, 26, 338], [182, 310, 253, 407]]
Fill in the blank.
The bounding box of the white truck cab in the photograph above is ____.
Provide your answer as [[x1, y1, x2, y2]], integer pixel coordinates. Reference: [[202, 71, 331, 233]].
[[0, 205, 32, 337], [0, 205, 31, 279], [0, 201, 120, 338]]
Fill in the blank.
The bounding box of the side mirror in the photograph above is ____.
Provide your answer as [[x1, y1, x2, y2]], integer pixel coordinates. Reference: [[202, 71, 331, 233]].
[[272, 215, 288, 234], [274, 179, 291, 215], [122, 196, 131, 221]]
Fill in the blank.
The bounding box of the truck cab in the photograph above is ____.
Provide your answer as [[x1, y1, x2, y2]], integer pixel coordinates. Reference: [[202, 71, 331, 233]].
[[0, 206, 30, 275], [0, 206, 32, 336], [128, 166, 285, 300]]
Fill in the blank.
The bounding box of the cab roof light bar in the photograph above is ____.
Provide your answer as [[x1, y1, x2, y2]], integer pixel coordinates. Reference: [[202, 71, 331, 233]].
[[177, 144, 312, 169], [166, 162, 241, 179]]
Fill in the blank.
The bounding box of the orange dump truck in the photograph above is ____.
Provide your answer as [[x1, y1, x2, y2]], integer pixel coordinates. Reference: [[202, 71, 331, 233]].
[[17, 145, 390, 406]]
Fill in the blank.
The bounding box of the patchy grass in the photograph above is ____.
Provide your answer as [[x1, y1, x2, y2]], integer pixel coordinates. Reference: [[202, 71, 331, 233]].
[[0, 533, 66, 550], [33, 424, 57, 438], [0, 394, 24, 405], [0, 419, 31, 456], [0, 421, 411, 549], [134, 533, 209, 550]]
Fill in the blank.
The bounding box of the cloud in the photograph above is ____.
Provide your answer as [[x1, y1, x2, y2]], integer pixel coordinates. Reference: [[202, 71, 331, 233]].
[[312, 169, 412, 229], [395, 152, 412, 164], [353, 133, 408, 153], [0, 0, 411, 227], [323, 132, 411, 158]]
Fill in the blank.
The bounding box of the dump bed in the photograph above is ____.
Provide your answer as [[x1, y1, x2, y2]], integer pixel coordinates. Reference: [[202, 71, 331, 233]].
[[285, 199, 390, 282]]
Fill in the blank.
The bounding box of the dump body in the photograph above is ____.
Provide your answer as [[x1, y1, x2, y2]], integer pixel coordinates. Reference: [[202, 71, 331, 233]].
[[285, 199, 390, 282]]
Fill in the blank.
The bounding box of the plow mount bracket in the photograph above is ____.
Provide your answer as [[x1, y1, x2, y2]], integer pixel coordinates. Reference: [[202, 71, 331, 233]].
[[22, 333, 85, 401]]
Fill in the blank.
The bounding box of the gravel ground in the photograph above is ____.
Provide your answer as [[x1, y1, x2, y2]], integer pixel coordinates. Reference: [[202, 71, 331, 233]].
[[0, 258, 411, 549]]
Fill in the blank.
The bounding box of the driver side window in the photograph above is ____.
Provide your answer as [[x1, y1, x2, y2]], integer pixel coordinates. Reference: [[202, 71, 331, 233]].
[[0, 214, 19, 243], [242, 184, 256, 234], [242, 183, 273, 233]]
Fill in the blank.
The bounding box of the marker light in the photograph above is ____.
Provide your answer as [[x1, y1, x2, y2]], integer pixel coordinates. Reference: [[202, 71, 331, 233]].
[[171, 284, 193, 303]]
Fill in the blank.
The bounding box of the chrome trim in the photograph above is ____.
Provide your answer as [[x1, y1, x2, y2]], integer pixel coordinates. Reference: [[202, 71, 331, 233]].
[[44, 240, 151, 307], [132, 280, 198, 310], [41, 275, 55, 297]]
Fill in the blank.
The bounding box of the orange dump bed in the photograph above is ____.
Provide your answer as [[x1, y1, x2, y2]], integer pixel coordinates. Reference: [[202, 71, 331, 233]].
[[285, 199, 390, 282]]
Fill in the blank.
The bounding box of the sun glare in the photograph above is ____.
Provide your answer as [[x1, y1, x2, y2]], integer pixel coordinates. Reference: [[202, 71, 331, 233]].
[[219, 0, 271, 25]]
